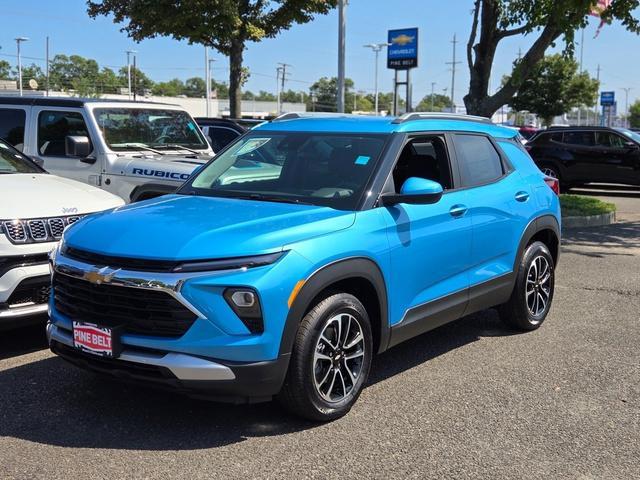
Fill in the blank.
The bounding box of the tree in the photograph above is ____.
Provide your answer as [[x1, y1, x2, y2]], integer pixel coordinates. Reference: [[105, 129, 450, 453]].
[[508, 54, 599, 126], [415, 93, 452, 112], [151, 78, 185, 97], [14, 64, 46, 90], [184, 77, 206, 97], [0, 60, 13, 80], [309, 77, 354, 112], [117, 66, 154, 94], [464, 0, 640, 117], [629, 100, 640, 128], [49, 54, 101, 96], [87, 0, 338, 118]]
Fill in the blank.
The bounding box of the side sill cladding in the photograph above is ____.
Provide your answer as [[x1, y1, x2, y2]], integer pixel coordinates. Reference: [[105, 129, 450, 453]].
[[279, 257, 390, 357]]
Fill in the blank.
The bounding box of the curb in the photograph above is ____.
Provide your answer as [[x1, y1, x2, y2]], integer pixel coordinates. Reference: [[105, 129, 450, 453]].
[[562, 211, 616, 229]]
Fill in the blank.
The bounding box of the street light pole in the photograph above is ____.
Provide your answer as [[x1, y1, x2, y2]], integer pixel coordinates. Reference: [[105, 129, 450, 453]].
[[623, 87, 632, 127], [337, 0, 347, 113], [430, 82, 436, 111], [14, 37, 28, 97], [126, 50, 136, 100], [363, 42, 390, 116]]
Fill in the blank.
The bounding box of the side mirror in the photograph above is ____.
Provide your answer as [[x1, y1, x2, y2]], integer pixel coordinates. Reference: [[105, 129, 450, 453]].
[[65, 135, 91, 158], [380, 177, 444, 206], [624, 141, 639, 150]]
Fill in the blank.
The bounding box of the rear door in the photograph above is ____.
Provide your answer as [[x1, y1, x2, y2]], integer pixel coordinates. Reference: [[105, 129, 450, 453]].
[[560, 130, 601, 182], [0, 106, 30, 151], [450, 133, 526, 309], [30, 107, 102, 186]]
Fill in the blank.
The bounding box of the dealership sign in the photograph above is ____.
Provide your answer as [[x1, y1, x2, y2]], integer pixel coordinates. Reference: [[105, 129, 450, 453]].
[[387, 28, 418, 69], [600, 91, 615, 106]]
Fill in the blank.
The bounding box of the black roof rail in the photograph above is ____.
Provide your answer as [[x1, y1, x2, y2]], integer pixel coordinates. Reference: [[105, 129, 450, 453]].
[[391, 112, 493, 124], [270, 112, 365, 122]]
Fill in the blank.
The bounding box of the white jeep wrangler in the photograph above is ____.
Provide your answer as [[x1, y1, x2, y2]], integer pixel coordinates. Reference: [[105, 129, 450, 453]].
[[0, 97, 214, 202]]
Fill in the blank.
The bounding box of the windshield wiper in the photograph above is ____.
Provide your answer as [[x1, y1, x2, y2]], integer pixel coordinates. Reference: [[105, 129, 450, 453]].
[[156, 144, 202, 154], [115, 143, 165, 155], [225, 192, 312, 205]]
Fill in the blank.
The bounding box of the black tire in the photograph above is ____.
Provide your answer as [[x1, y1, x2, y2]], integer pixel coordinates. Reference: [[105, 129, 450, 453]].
[[277, 293, 373, 422], [498, 241, 555, 331]]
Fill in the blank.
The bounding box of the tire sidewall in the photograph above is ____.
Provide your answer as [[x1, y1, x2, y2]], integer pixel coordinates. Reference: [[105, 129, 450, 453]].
[[517, 242, 555, 328]]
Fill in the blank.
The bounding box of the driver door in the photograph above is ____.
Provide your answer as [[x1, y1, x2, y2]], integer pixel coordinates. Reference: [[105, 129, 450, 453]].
[[29, 107, 102, 186]]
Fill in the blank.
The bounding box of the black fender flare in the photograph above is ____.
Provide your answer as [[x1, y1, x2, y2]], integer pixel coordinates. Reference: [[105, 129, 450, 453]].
[[514, 214, 561, 272], [278, 257, 390, 357], [129, 183, 179, 202]]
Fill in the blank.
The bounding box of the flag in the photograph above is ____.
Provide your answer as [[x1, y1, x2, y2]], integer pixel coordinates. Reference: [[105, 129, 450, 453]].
[[590, 0, 612, 38]]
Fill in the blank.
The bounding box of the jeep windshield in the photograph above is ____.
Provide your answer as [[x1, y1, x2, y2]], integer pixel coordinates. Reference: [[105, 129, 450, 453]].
[[183, 132, 388, 210], [0, 139, 44, 174], [93, 108, 209, 152]]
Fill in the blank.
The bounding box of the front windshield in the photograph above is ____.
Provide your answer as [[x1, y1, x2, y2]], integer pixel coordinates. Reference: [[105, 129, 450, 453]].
[[93, 108, 208, 151], [615, 127, 640, 143], [185, 132, 388, 210], [0, 140, 42, 174]]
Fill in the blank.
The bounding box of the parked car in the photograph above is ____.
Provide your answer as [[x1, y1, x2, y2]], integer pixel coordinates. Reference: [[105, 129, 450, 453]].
[[518, 126, 539, 140], [0, 97, 214, 203], [47, 112, 561, 421], [0, 137, 123, 330], [526, 126, 640, 189], [195, 117, 247, 151]]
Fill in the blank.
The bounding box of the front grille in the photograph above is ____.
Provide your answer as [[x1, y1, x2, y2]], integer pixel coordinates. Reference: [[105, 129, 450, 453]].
[[1, 214, 85, 244], [0, 253, 50, 278], [63, 246, 180, 273], [53, 273, 197, 338], [6, 276, 51, 307]]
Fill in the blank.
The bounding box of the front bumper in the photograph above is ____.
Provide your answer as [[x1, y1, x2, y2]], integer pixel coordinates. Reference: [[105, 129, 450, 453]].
[[48, 322, 290, 403]]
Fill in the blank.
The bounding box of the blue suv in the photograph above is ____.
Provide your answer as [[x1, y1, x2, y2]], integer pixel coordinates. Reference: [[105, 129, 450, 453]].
[[47, 113, 561, 421]]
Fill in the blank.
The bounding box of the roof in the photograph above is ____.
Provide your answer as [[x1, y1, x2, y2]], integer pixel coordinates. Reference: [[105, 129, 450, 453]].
[[253, 113, 517, 138], [0, 96, 175, 108]]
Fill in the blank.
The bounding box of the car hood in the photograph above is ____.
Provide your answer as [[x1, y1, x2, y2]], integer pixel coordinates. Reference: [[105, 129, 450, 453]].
[[0, 174, 124, 219], [64, 194, 356, 260]]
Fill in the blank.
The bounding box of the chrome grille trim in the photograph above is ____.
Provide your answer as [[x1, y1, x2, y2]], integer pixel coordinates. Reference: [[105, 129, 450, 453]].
[[1, 215, 85, 244]]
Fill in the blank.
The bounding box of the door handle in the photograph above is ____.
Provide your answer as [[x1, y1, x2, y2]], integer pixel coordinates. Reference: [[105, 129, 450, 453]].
[[449, 204, 468, 218], [515, 191, 530, 202]]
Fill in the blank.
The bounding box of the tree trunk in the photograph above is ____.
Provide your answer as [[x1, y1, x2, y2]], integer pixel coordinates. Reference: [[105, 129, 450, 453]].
[[228, 39, 244, 119]]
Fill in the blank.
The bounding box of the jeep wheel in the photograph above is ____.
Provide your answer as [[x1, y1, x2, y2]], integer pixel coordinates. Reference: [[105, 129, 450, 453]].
[[499, 241, 555, 331], [278, 293, 373, 422]]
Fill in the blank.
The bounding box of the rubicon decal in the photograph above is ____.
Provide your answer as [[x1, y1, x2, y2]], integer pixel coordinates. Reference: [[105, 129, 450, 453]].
[[132, 168, 191, 181]]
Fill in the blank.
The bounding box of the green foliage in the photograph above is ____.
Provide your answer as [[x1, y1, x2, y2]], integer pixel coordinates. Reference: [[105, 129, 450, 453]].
[[629, 100, 640, 128], [560, 194, 616, 217], [509, 54, 599, 125], [465, 0, 640, 116], [308, 77, 355, 112], [151, 78, 185, 97], [0, 60, 11, 80], [415, 93, 452, 112], [117, 66, 154, 93], [87, 0, 338, 117]]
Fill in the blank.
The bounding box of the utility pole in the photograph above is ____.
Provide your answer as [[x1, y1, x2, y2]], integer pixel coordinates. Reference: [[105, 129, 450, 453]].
[[430, 82, 436, 111], [45, 36, 50, 96], [132, 54, 137, 101], [445, 34, 461, 112], [363, 42, 389, 116], [337, 0, 347, 113], [205, 47, 210, 117], [208, 57, 215, 114], [517, 47, 522, 61], [623, 87, 632, 128], [14, 37, 28, 97], [595, 64, 601, 125], [277, 63, 291, 114], [126, 50, 136, 100]]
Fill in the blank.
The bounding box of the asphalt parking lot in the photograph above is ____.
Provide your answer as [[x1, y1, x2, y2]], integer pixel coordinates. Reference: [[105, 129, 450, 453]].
[[1, 187, 639, 480]]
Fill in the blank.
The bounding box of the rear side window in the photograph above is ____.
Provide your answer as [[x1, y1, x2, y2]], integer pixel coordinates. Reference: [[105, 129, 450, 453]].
[[38, 110, 91, 157], [0, 108, 26, 148], [453, 134, 504, 187], [563, 131, 594, 146], [209, 127, 240, 151]]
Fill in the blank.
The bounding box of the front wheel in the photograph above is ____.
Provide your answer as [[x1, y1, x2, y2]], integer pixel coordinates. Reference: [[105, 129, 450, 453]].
[[278, 293, 373, 422], [499, 241, 555, 331]]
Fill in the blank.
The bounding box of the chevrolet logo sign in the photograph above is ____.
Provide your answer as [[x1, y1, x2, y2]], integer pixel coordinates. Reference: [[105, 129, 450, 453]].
[[83, 267, 118, 285], [391, 34, 415, 46]]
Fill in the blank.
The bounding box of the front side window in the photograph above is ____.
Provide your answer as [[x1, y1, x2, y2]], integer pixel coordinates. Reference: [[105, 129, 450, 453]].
[[392, 136, 452, 192], [0, 139, 42, 174], [596, 131, 627, 148], [38, 110, 91, 157], [563, 131, 595, 146], [0, 108, 26, 148], [186, 132, 388, 210], [453, 134, 504, 187], [94, 108, 208, 152]]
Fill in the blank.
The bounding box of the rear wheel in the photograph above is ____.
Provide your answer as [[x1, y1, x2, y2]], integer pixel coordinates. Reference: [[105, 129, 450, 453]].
[[499, 241, 555, 331], [278, 293, 373, 422]]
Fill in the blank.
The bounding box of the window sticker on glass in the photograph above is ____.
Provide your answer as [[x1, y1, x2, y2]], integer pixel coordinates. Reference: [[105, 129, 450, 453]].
[[354, 155, 370, 165], [236, 138, 271, 156]]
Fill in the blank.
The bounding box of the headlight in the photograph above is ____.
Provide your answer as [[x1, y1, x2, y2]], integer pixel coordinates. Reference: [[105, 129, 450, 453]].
[[173, 251, 285, 273]]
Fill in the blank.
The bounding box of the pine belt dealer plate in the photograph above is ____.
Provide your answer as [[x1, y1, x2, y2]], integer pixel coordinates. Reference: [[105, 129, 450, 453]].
[[72, 322, 122, 358]]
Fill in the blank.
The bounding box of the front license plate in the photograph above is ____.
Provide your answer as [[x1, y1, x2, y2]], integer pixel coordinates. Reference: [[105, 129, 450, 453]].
[[72, 322, 121, 358]]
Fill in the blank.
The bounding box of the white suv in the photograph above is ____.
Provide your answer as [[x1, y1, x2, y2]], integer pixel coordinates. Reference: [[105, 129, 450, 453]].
[[0, 139, 123, 328]]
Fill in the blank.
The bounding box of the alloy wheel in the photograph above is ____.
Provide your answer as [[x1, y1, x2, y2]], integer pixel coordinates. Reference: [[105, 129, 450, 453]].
[[526, 255, 552, 320], [313, 313, 366, 403], [541, 167, 558, 179]]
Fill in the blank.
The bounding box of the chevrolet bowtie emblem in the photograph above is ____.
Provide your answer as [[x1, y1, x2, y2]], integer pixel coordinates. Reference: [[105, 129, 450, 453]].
[[83, 267, 117, 285]]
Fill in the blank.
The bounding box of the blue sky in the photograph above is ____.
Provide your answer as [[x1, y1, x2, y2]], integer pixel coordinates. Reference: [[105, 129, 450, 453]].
[[1, 0, 639, 108]]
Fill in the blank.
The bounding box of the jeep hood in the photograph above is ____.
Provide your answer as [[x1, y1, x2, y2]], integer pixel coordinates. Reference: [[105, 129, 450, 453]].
[[64, 194, 355, 260], [0, 174, 123, 219]]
